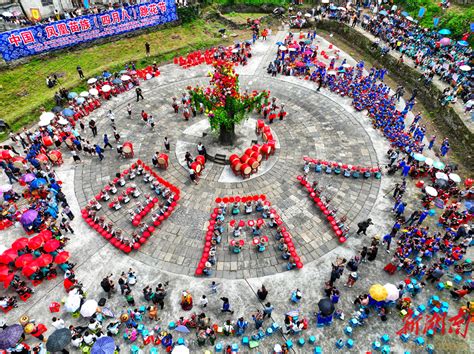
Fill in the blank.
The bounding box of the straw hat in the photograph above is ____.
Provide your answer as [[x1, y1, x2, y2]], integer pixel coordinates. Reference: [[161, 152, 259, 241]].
[[24, 323, 35, 334], [120, 313, 129, 322]]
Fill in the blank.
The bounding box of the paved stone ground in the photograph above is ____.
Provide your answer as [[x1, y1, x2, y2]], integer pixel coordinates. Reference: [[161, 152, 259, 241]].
[[2, 29, 472, 353]]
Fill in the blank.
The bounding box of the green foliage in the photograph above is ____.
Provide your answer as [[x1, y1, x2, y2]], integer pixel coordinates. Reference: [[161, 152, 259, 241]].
[[393, 0, 473, 40], [210, 0, 287, 6], [177, 5, 200, 23]]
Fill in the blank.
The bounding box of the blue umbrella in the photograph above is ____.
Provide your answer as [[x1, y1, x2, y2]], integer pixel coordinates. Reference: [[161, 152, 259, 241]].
[[276, 41, 284, 46], [112, 78, 122, 85], [102, 72, 112, 78], [329, 5, 337, 10], [62, 108, 74, 117], [379, 10, 388, 16], [438, 29, 451, 35], [67, 92, 78, 99], [0, 324, 23, 349], [91, 336, 115, 354], [174, 325, 190, 334], [30, 178, 47, 190], [457, 40, 469, 47], [75, 97, 85, 104], [401, 11, 409, 17]]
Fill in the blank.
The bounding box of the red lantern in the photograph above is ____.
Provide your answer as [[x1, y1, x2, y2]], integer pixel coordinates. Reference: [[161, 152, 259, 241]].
[[339, 237, 347, 243]]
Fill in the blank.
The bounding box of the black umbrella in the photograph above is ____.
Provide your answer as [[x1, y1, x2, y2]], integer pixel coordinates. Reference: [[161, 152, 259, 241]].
[[0, 324, 23, 349], [46, 328, 71, 352], [435, 178, 448, 189], [318, 298, 335, 316], [52, 106, 62, 113]]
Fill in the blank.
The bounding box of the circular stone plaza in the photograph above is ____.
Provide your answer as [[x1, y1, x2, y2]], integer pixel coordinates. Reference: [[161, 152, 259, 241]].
[[1, 5, 473, 354]]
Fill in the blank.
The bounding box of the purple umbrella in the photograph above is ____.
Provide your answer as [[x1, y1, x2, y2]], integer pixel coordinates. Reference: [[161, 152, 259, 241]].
[[0, 324, 23, 349], [21, 173, 35, 183], [20, 209, 38, 225]]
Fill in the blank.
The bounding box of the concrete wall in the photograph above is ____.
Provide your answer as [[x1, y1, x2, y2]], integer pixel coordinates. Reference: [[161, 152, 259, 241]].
[[315, 20, 474, 168]]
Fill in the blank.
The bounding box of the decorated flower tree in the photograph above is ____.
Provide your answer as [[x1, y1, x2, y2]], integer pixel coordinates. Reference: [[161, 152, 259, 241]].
[[188, 60, 269, 145]]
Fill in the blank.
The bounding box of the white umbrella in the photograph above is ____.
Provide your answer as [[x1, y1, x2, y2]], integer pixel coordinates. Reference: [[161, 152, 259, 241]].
[[64, 295, 81, 313], [449, 173, 461, 183], [40, 112, 55, 121], [101, 85, 111, 93], [2, 11, 13, 17], [406, 16, 414, 22], [80, 91, 89, 97], [424, 157, 433, 166], [384, 283, 399, 301], [231, 48, 239, 53], [80, 299, 98, 317], [425, 186, 438, 197], [89, 88, 99, 96], [459, 65, 471, 72], [412, 153, 426, 162], [288, 47, 296, 52], [171, 346, 189, 354], [120, 75, 131, 81], [342, 63, 351, 68], [327, 71, 337, 75], [87, 78, 97, 84], [279, 46, 287, 51], [38, 119, 51, 127], [304, 13, 312, 18], [57, 118, 69, 125], [435, 172, 448, 181], [145, 73, 152, 80]]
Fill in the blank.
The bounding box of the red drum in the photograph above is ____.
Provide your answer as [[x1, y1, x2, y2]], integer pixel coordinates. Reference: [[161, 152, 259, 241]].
[[229, 154, 240, 165], [245, 148, 253, 157], [42, 136, 53, 147], [12, 156, 26, 169], [241, 154, 251, 164], [263, 132, 273, 142], [36, 154, 49, 164], [241, 163, 252, 176], [263, 126, 271, 133], [191, 161, 201, 173], [65, 137, 73, 147], [252, 144, 261, 153], [158, 153, 169, 167], [249, 151, 262, 162], [248, 158, 259, 169], [48, 150, 62, 163], [261, 144, 272, 156], [195, 155, 205, 166], [231, 160, 242, 173], [256, 119, 265, 131], [123, 142, 133, 154], [268, 140, 276, 153]]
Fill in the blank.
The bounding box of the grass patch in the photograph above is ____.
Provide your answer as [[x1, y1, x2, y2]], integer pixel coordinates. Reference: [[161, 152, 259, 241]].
[[0, 19, 224, 135], [222, 12, 268, 24]]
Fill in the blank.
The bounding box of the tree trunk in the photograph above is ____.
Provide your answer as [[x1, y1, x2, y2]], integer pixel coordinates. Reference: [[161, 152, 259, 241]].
[[219, 123, 236, 145]]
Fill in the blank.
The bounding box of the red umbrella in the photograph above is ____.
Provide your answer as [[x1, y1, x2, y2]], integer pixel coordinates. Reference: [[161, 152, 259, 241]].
[[2, 272, 14, 288], [39, 230, 53, 242], [22, 263, 39, 277], [55, 251, 70, 264], [317, 62, 327, 67], [0, 265, 11, 280], [28, 235, 44, 250], [14, 253, 34, 268], [43, 239, 60, 253], [36, 254, 53, 267], [12, 237, 29, 251], [0, 249, 18, 265]]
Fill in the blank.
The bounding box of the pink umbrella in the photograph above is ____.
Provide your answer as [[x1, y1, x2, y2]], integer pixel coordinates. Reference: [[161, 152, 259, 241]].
[[440, 37, 451, 46], [295, 61, 306, 68]]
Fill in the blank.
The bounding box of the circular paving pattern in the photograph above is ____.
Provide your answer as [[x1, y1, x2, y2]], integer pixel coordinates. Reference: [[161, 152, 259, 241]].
[[74, 72, 381, 278]]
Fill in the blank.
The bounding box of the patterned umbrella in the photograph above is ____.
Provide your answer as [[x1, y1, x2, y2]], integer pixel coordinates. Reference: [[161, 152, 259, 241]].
[[0, 324, 23, 349]]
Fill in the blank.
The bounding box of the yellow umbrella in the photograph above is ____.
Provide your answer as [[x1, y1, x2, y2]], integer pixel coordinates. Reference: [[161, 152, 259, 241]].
[[369, 284, 388, 301]]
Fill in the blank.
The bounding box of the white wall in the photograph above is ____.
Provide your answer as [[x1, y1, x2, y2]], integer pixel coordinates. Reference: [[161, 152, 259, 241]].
[[19, 0, 75, 18]]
